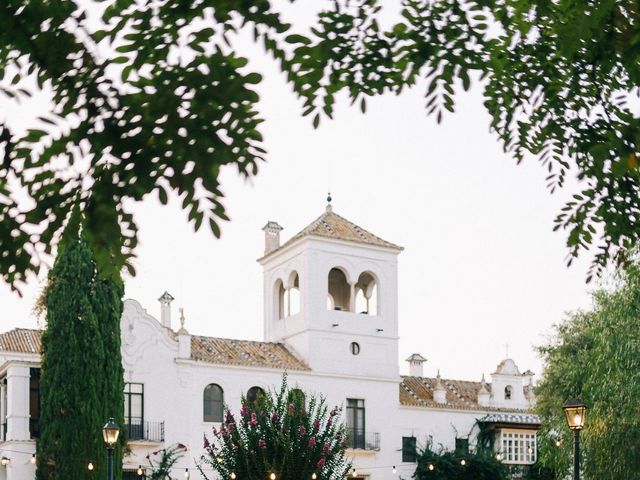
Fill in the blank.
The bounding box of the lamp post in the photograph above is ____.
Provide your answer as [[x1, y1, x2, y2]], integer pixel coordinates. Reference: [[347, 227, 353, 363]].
[[102, 418, 120, 480], [562, 399, 587, 480]]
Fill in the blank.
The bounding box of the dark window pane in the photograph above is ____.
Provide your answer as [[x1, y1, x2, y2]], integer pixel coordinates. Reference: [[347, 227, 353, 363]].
[[402, 436, 417, 463], [455, 438, 469, 453], [346, 398, 365, 449], [124, 383, 144, 440], [204, 384, 224, 422], [288, 388, 305, 408], [247, 386, 265, 406]]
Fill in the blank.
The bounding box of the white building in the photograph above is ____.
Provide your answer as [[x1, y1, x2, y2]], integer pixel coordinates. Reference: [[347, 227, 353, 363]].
[[0, 204, 540, 480]]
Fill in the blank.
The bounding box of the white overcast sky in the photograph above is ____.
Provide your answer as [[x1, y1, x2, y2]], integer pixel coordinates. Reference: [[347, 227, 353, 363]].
[[0, 1, 596, 381]]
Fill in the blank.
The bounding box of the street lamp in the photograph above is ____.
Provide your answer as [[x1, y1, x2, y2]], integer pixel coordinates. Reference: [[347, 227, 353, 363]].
[[562, 399, 587, 480], [102, 418, 120, 480]]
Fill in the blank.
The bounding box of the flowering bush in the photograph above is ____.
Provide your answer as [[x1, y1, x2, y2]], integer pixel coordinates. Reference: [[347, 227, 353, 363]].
[[198, 376, 351, 480], [146, 443, 187, 480]]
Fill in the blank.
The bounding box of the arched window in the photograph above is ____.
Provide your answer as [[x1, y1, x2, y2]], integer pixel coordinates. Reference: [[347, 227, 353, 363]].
[[247, 386, 265, 406], [203, 384, 224, 422], [288, 388, 306, 409], [504, 385, 513, 400], [328, 268, 351, 311], [289, 272, 300, 316], [276, 274, 301, 319], [276, 280, 286, 320], [355, 272, 377, 315]]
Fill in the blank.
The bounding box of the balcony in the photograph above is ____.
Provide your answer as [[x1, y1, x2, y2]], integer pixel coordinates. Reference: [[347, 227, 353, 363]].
[[125, 421, 164, 443], [346, 428, 380, 451]]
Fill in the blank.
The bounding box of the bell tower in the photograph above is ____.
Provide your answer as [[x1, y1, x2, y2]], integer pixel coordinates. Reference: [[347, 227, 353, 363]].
[[258, 201, 403, 379]]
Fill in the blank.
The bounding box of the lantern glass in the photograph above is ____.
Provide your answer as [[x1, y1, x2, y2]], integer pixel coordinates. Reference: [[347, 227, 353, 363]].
[[102, 418, 120, 446], [562, 399, 587, 430]]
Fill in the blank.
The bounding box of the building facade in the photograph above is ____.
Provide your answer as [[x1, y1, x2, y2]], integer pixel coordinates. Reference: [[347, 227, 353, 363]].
[[0, 204, 540, 480]]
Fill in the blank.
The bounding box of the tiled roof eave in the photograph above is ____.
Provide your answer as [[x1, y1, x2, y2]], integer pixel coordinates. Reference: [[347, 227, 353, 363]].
[[398, 400, 536, 414], [259, 210, 403, 261]]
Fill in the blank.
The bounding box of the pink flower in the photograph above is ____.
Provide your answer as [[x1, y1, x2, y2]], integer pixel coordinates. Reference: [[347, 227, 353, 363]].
[[313, 419, 320, 432], [299, 426, 307, 436], [225, 411, 235, 424], [309, 436, 316, 448], [323, 442, 330, 453], [258, 439, 267, 449], [326, 418, 332, 427], [241, 406, 249, 418], [317, 457, 326, 469], [271, 412, 279, 423], [203, 436, 210, 448], [251, 413, 258, 426]]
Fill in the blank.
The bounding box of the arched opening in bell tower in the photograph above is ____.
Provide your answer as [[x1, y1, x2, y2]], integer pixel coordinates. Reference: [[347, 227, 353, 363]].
[[354, 272, 378, 315], [275, 279, 286, 319], [328, 267, 351, 311], [288, 272, 300, 316]]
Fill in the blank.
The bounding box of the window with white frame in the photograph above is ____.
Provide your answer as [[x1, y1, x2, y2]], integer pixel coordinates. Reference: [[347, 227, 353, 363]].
[[499, 430, 537, 464]]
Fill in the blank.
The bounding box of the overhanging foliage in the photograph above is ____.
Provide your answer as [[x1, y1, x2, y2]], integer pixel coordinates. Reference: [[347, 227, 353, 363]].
[[1, 0, 638, 287]]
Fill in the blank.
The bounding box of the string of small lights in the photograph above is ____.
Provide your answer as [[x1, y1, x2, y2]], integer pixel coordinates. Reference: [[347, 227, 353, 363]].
[[0, 439, 563, 477]]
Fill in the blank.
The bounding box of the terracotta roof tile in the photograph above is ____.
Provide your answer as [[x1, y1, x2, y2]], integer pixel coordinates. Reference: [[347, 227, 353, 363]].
[[400, 376, 533, 413], [0, 328, 42, 354], [261, 207, 402, 259], [190, 336, 310, 371]]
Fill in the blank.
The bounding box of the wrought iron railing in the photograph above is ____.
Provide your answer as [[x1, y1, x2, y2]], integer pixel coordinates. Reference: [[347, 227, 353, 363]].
[[125, 421, 164, 442], [345, 428, 380, 451]]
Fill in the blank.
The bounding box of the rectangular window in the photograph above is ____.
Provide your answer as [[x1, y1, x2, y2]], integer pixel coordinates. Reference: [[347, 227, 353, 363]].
[[346, 398, 365, 449], [29, 368, 40, 439], [455, 437, 469, 453], [402, 436, 417, 463], [500, 431, 537, 464], [124, 383, 144, 440]]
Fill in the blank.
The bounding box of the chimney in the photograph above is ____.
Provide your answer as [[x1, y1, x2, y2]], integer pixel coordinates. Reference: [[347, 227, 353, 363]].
[[478, 374, 491, 407], [262, 221, 283, 254], [158, 291, 174, 328], [177, 308, 191, 359], [433, 370, 447, 404], [405, 353, 427, 377]]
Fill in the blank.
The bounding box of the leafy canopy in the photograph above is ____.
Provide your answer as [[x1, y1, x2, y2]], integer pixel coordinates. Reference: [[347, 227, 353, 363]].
[[535, 263, 640, 479], [413, 443, 509, 480], [1, 0, 638, 287]]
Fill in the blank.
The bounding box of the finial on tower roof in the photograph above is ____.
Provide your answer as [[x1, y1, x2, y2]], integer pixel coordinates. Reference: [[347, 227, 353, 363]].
[[326, 192, 333, 213]]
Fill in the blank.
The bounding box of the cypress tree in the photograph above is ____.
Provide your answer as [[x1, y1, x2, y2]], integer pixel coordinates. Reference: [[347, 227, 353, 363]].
[[93, 272, 126, 479], [36, 237, 125, 479]]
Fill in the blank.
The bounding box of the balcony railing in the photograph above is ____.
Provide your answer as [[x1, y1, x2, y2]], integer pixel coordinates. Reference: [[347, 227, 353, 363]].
[[125, 421, 164, 443], [346, 428, 380, 451]]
